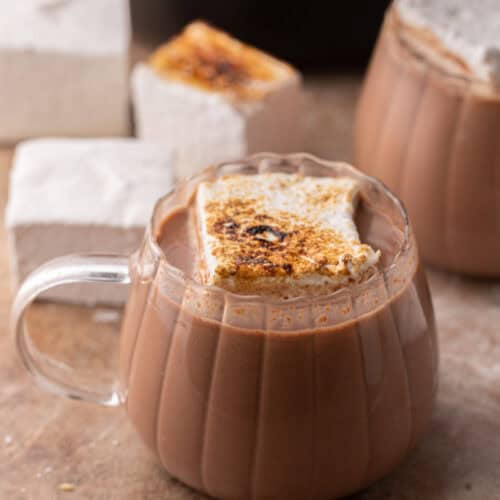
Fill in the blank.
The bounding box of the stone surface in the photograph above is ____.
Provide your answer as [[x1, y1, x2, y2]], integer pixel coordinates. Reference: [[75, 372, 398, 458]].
[[1, 74, 500, 499]]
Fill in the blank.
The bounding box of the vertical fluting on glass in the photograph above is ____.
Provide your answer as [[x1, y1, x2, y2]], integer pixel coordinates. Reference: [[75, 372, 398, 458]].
[[373, 29, 429, 196], [445, 91, 500, 272], [414, 265, 439, 395], [249, 323, 267, 500], [120, 244, 158, 395], [126, 278, 175, 456], [155, 287, 221, 491], [310, 291, 370, 499], [494, 118, 500, 264], [367, 58, 408, 189], [201, 300, 266, 498], [119, 275, 150, 391], [251, 326, 315, 498], [355, 33, 402, 175], [442, 94, 467, 272], [400, 77, 461, 271], [355, 274, 413, 487], [389, 275, 436, 449]]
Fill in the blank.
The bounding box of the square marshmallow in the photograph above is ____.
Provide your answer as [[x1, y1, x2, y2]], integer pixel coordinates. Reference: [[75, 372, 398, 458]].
[[132, 22, 305, 179], [5, 139, 175, 305], [0, 0, 131, 143], [196, 173, 380, 297]]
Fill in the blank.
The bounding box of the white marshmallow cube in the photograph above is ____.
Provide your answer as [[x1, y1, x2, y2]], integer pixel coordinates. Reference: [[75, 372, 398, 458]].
[[132, 22, 305, 179], [6, 139, 175, 305], [0, 0, 131, 143]]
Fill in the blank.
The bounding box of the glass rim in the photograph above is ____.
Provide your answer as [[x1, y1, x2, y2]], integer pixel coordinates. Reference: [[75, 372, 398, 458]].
[[145, 152, 412, 306]]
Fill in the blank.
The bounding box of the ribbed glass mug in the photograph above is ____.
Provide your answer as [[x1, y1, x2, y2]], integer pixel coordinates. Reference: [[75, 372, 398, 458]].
[[11, 153, 438, 499], [355, 6, 500, 276]]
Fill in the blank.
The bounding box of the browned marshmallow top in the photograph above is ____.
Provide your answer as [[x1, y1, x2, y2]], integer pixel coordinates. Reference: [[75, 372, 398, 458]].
[[196, 173, 381, 297], [148, 21, 297, 99]]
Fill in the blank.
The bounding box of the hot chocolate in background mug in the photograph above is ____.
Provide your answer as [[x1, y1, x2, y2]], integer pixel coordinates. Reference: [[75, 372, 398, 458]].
[[11, 154, 438, 499], [355, 3, 500, 276]]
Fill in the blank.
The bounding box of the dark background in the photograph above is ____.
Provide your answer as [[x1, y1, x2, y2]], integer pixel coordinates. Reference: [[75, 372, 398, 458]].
[[130, 0, 391, 70]]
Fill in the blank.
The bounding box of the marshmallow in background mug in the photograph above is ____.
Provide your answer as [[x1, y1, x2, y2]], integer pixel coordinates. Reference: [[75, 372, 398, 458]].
[[132, 22, 305, 180], [396, 0, 500, 85], [0, 0, 131, 143], [5, 139, 175, 305]]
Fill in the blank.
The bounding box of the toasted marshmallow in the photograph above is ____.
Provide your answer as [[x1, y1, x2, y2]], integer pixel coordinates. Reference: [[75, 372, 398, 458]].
[[396, 0, 500, 85], [132, 22, 304, 179], [196, 173, 380, 297], [148, 21, 296, 99]]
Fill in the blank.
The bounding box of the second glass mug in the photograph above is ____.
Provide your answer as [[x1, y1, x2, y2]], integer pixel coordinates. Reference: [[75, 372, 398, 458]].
[[11, 154, 438, 499], [355, 5, 500, 276]]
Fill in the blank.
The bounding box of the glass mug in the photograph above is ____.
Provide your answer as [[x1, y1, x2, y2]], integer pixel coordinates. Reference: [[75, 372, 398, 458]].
[[11, 154, 438, 499], [355, 5, 500, 276]]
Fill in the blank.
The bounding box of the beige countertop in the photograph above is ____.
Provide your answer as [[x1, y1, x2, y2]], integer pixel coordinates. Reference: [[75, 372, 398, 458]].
[[1, 75, 500, 500]]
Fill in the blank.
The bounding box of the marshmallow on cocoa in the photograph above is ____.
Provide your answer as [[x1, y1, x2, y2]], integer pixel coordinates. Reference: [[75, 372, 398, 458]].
[[396, 0, 500, 84]]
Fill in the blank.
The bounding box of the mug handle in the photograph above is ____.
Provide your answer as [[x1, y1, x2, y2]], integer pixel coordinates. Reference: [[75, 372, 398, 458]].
[[10, 254, 130, 407]]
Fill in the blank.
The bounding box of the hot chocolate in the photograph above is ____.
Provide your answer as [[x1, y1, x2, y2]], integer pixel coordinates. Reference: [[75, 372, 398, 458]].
[[355, 6, 500, 275], [119, 156, 438, 499], [10, 154, 438, 499]]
